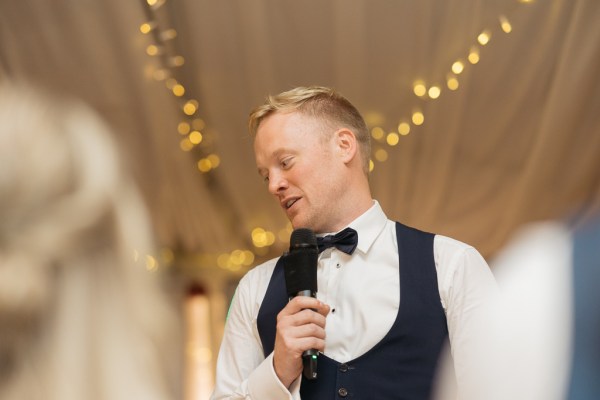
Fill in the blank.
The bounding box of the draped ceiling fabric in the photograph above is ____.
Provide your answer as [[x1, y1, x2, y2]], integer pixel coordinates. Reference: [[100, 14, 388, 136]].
[[1, 0, 599, 275]]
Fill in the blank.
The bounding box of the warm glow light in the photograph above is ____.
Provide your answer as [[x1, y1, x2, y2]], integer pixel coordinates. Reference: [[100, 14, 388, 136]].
[[242, 250, 255, 266], [152, 69, 167, 81], [478, 30, 491, 45], [172, 84, 185, 97], [145, 255, 158, 271], [180, 138, 194, 152], [146, 44, 159, 56], [207, 154, 221, 168], [371, 127, 385, 140], [178, 122, 191, 135], [447, 75, 459, 90], [468, 47, 480, 64], [140, 23, 153, 34], [412, 111, 425, 125], [500, 15, 512, 33], [398, 122, 410, 136], [413, 81, 427, 97], [386, 132, 400, 146], [197, 158, 212, 172], [161, 29, 177, 40], [369, 159, 375, 172], [217, 254, 229, 268], [189, 131, 203, 144], [171, 55, 185, 67], [252, 228, 268, 247], [375, 148, 388, 162], [428, 86, 441, 99], [183, 101, 197, 116], [192, 118, 206, 130], [452, 61, 465, 74], [147, 0, 158, 5], [165, 78, 178, 89]]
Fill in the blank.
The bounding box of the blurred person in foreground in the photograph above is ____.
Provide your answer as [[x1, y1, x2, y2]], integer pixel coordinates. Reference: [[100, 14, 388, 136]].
[[211, 86, 498, 399], [0, 82, 181, 400], [456, 212, 600, 400]]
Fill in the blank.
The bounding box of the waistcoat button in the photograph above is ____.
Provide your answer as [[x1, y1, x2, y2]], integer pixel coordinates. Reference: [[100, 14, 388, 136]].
[[338, 387, 348, 397], [339, 363, 349, 372]]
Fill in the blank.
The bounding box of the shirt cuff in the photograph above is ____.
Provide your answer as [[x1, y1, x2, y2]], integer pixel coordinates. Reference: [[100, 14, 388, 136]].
[[247, 353, 301, 400]]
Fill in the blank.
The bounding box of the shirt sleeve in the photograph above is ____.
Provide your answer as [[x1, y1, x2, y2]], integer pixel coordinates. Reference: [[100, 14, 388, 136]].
[[434, 236, 500, 399], [210, 268, 301, 400]]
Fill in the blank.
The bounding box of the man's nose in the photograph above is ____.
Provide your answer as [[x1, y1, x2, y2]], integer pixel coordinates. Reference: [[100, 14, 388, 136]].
[[268, 172, 288, 195]]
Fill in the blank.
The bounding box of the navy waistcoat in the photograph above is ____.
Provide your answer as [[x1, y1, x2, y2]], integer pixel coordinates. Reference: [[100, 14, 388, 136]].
[[257, 222, 448, 400]]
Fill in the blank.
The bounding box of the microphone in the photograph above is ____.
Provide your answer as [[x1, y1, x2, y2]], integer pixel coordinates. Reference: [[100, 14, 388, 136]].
[[282, 228, 319, 380]]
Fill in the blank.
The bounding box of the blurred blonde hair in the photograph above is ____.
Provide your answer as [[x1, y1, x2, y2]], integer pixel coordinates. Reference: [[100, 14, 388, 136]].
[[0, 82, 180, 400], [248, 86, 371, 174]]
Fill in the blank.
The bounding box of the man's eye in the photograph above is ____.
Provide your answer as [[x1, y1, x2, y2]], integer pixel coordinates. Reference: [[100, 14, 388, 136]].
[[263, 176, 269, 183], [281, 158, 292, 168]]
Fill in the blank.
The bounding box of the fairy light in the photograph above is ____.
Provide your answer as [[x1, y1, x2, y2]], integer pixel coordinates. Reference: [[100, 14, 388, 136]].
[[161, 29, 177, 40], [152, 69, 168, 81], [477, 30, 491, 45], [468, 46, 480, 64], [398, 122, 410, 136], [412, 111, 425, 126], [171, 56, 185, 67], [452, 60, 465, 74], [371, 126, 385, 141], [207, 154, 221, 168], [146, 44, 160, 56], [165, 78, 178, 89], [180, 138, 194, 152], [183, 101, 197, 116], [499, 15, 512, 33], [428, 85, 441, 99], [447, 74, 459, 90], [172, 84, 185, 97], [140, 22, 154, 34], [369, 160, 375, 172], [386, 132, 400, 146], [375, 148, 388, 162], [413, 80, 427, 97], [197, 158, 211, 172], [192, 118, 206, 130], [178, 121, 191, 135], [189, 131, 203, 144]]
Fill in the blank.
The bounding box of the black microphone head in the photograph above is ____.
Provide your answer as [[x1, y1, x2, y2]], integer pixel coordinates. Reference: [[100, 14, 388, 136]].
[[284, 228, 318, 298], [290, 228, 317, 248]]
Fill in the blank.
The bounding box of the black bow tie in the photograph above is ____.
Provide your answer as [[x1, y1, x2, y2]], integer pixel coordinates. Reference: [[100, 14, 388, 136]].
[[316, 227, 358, 255]]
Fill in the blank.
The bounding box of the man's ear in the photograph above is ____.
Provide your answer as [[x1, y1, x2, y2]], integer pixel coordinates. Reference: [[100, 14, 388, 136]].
[[334, 128, 358, 164]]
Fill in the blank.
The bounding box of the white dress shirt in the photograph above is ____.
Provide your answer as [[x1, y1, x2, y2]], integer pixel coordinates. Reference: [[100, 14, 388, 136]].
[[211, 201, 498, 399]]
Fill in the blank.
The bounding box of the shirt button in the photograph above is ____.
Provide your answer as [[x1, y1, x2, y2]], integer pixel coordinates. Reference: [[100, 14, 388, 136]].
[[339, 363, 348, 372], [338, 387, 348, 397]]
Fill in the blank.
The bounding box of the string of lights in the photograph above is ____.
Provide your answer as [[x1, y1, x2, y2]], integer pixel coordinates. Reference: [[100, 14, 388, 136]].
[[137, 0, 535, 273], [368, 0, 535, 172], [139, 0, 220, 174]]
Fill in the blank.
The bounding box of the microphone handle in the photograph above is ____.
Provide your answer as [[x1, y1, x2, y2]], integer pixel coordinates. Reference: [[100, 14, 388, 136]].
[[291, 289, 319, 380]]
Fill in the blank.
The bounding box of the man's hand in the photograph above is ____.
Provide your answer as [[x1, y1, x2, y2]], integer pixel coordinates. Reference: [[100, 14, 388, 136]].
[[273, 296, 330, 388]]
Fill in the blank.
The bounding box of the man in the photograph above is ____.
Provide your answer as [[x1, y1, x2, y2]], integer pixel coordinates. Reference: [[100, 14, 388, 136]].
[[211, 86, 497, 399]]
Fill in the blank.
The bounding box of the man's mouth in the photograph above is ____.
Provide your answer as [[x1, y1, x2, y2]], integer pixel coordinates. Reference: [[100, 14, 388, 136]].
[[284, 198, 299, 209]]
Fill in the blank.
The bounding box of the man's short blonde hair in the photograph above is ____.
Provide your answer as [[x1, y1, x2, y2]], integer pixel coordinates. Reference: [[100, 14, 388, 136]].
[[249, 86, 371, 174]]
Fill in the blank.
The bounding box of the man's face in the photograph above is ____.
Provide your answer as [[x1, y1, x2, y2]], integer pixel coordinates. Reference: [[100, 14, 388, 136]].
[[254, 111, 345, 233]]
